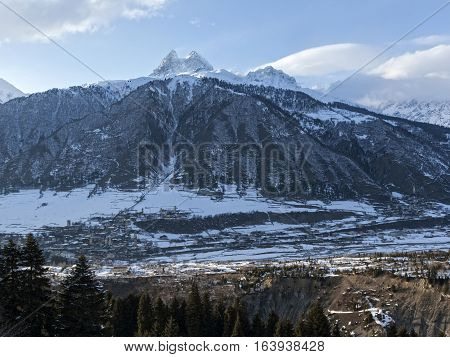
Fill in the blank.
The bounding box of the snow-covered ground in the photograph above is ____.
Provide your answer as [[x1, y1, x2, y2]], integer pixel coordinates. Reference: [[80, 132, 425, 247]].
[[0, 185, 375, 234]]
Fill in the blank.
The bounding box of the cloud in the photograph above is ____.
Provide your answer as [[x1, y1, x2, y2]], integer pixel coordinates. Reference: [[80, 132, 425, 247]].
[[328, 73, 450, 105], [370, 45, 450, 80], [260, 41, 450, 104], [257, 43, 377, 77], [411, 34, 450, 46], [0, 0, 169, 43]]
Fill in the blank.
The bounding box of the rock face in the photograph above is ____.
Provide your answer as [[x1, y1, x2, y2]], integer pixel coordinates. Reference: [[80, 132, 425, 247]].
[[0, 52, 449, 202], [152, 50, 214, 78]]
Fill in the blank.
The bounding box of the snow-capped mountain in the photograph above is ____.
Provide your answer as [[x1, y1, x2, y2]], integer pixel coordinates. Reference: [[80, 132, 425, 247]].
[[374, 100, 450, 128], [0, 78, 25, 104], [152, 50, 214, 78], [0, 50, 448, 202], [94, 50, 302, 100]]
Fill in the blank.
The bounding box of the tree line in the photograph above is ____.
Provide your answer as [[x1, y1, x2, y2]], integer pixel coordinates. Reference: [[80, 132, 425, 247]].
[[0, 235, 417, 337], [0, 235, 336, 337]]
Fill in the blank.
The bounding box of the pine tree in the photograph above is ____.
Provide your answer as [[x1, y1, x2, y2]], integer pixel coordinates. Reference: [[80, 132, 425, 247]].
[[265, 311, 279, 337], [186, 282, 202, 336], [151, 297, 168, 337], [201, 293, 213, 337], [162, 316, 180, 337], [274, 319, 294, 337], [18, 234, 52, 336], [56, 256, 106, 336], [231, 312, 246, 337], [303, 301, 330, 337], [0, 240, 22, 330], [233, 299, 250, 336], [177, 300, 188, 336], [137, 293, 153, 337], [212, 301, 225, 337], [251, 313, 265, 337], [223, 304, 236, 337]]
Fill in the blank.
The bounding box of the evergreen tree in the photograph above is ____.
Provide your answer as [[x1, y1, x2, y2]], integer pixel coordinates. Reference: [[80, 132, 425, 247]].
[[265, 311, 279, 337], [300, 302, 330, 337], [231, 312, 246, 337], [201, 293, 213, 337], [213, 301, 225, 337], [177, 300, 188, 336], [137, 293, 153, 337], [151, 297, 168, 337], [0, 240, 22, 330], [233, 299, 250, 336], [18, 234, 52, 336], [274, 319, 294, 337], [251, 313, 265, 337], [56, 256, 106, 336], [186, 282, 202, 336], [223, 304, 236, 337], [162, 316, 180, 337]]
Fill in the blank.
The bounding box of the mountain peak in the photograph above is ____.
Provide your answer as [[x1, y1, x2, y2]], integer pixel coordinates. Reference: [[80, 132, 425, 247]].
[[152, 50, 213, 78], [246, 66, 298, 89], [0, 78, 25, 104]]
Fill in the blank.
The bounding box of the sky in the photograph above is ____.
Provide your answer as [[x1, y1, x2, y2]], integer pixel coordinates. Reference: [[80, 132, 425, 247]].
[[0, 0, 449, 105]]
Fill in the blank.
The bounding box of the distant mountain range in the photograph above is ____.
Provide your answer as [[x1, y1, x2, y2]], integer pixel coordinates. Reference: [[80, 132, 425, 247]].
[[0, 51, 448, 203], [373, 100, 450, 128]]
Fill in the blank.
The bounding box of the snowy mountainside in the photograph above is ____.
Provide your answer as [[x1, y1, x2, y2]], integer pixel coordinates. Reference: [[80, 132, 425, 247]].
[[0, 78, 25, 104], [375, 100, 450, 128]]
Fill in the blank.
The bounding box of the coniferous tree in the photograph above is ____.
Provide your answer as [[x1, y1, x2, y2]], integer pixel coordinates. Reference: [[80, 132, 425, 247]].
[[201, 293, 213, 337], [299, 301, 330, 337], [223, 304, 236, 337], [265, 311, 279, 337], [233, 299, 250, 336], [231, 312, 246, 337], [0, 240, 22, 330], [274, 319, 294, 337], [56, 256, 106, 336], [19, 234, 52, 336], [137, 293, 153, 337], [186, 282, 202, 336], [162, 316, 180, 337], [251, 312, 265, 337], [213, 301, 225, 337], [151, 297, 168, 337], [177, 300, 188, 336]]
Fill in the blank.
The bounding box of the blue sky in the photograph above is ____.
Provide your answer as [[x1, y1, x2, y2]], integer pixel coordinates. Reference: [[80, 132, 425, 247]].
[[0, 0, 449, 103]]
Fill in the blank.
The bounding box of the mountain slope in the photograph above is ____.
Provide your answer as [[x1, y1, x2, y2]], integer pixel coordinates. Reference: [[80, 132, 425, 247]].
[[375, 100, 450, 128], [0, 72, 448, 202], [0, 79, 25, 104]]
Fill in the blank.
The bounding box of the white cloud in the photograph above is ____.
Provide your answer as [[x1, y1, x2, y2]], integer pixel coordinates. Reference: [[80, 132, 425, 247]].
[[256, 43, 377, 77], [370, 45, 450, 80], [0, 0, 169, 43], [411, 34, 450, 46]]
